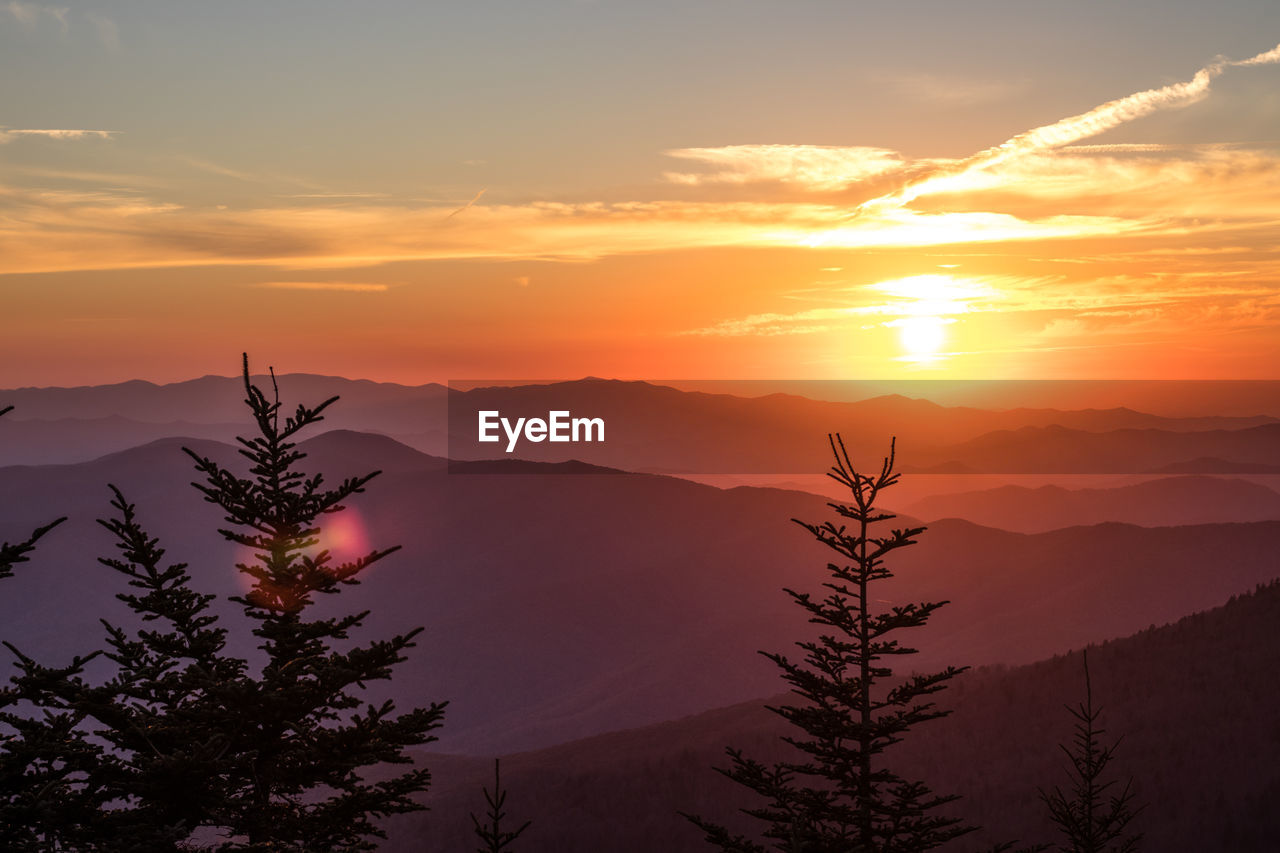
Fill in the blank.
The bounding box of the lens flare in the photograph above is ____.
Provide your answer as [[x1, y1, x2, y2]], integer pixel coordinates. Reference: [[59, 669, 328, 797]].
[[229, 507, 375, 606], [314, 508, 372, 568]]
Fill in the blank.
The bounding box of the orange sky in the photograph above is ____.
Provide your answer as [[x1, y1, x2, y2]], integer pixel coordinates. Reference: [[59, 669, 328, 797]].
[[2, 5, 1279, 385]]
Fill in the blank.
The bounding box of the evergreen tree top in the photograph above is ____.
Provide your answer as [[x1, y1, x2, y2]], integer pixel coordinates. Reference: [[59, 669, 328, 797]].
[[687, 434, 972, 853], [2, 355, 446, 852]]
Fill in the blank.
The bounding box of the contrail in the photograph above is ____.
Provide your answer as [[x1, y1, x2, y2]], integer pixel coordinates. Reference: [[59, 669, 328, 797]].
[[445, 187, 487, 220], [863, 41, 1280, 211]]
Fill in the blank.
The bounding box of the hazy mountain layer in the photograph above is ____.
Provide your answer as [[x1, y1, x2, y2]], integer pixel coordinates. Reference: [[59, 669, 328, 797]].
[[2, 430, 1277, 754], [395, 580, 1280, 853], [907, 474, 1280, 532], [5, 376, 1278, 473]]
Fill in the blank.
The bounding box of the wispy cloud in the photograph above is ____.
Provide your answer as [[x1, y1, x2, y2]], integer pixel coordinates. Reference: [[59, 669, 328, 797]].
[[178, 156, 261, 182], [6, 165, 162, 189], [898, 147, 1280, 212], [4, 1, 66, 31], [880, 71, 1028, 106], [1235, 43, 1280, 66], [665, 145, 905, 191], [5, 4, 119, 48], [0, 46, 1276, 282], [864, 41, 1280, 209], [84, 11, 118, 51], [682, 274, 1006, 337], [1061, 142, 1224, 153], [0, 127, 116, 144], [255, 281, 389, 293], [445, 188, 487, 220], [682, 266, 1280, 342], [176, 156, 328, 194], [0, 191, 1165, 276], [281, 192, 391, 200]]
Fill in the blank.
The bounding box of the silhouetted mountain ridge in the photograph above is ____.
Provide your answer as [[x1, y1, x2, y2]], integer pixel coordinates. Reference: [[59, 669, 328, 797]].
[[6, 375, 1278, 472], [2, 429, 1277, 754], [394, 579, 1280, 853], [908, 475, 1280, 532]]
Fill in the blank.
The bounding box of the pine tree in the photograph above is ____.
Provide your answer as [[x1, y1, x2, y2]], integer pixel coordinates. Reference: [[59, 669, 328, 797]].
[[0, 403, 84, 852], [686, 435, 972, 853], [0, 514, 64, 584], [0, 684, 111, 852], [1039, 652, 1142, 853], [471, 758, 531, 852], [0, 405, 65, 582], [1, 486, 219, 851], [1, 358, 447, 850], [177, 357, 447, 850]]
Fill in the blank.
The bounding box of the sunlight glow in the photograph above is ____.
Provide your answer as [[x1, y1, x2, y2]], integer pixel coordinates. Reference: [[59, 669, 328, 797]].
[[871, 275, 987, 364], [872, 274, 987, 314], [890, 316, 952, 362]]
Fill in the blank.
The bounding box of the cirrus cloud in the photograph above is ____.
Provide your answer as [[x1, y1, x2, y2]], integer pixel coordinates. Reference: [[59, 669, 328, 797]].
[[0, 127, 116, 144], [664, 145, 906, 191]]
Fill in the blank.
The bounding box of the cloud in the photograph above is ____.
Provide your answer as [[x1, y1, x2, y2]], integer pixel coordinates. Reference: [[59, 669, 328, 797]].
[[1034, 285, 1280, 341], [681, 262, 1280, 342], [176, 156, 329, 194], [84, 11, 118, 51], [881, 71, 1027, 106], [661, 44, 1278, 207], [907, 146, 1280, 214], [11, 164, 144, 180], [682, 274, 1005, 337], [281, 192, 391, 200], [178, 157, 261, 182], [445, 188, 487, 220], [5, 5, 118, 46], [665, 145, 905, 191], [0, 189, 1168, 276], [1235, 43, 1280, 67], [4, 1, 65, 30], [1061, 143, 1214, 153], [865, 41, 1280, 210], [0, 127, 116, 144], [1, 45, 1277, 279], [255, 281, 389, 293], [4, 1, 37, 24], [681, 306, 855, 337]]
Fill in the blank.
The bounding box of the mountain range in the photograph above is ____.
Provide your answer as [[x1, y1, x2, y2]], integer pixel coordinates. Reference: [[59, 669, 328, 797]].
[[3, 373, 1278, 850], [907, 474, 1280, 532], [3, 429, 1278, 753], [5, 375, 1280, 474], [393, 578, 1280, 852]]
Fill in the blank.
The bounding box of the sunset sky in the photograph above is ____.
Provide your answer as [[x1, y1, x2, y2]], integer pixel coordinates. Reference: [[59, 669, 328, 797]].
[[2, 1, 1279, 385]]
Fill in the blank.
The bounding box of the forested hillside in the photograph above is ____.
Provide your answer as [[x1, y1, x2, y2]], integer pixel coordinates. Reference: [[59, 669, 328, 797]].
[[397, 579, 1280, 852]]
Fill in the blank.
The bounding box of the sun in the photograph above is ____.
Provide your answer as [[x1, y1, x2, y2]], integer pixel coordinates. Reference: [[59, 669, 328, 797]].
[[869, 274, 982, 364], [894, 316, 950, 361]]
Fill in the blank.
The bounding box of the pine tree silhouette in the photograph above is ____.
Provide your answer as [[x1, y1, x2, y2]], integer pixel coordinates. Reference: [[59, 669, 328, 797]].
[[471, 758, 531, 852], [177, 357, 447, 848], [3, 486, 237, 850], [0, 403, 81, 851], [685, 435, 972, 853], [1039, 651, 1142, 853], [1, 357, 446, 850], [0, 405, 65, 582]]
